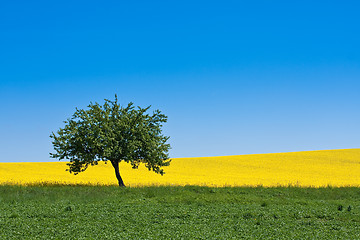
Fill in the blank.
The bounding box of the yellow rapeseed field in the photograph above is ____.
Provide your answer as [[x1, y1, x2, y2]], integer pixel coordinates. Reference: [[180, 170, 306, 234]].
[[0, 149, 359, 187]]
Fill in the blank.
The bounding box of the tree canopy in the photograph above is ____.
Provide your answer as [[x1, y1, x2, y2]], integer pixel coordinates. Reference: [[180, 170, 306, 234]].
[[50, 95, 171, 186]]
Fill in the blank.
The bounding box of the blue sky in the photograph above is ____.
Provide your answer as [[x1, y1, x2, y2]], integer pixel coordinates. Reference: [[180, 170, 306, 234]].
[[0, 1, 359, 162]]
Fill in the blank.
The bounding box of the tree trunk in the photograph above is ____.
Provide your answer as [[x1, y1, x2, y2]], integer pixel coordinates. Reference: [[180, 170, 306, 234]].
[[111, 160, 125, 187]]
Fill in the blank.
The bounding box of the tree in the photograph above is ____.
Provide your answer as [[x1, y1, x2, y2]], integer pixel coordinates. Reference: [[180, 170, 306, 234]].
[[50, 95, 171, 187]]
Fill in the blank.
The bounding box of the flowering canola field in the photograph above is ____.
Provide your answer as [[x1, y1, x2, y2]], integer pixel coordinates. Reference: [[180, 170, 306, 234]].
[[0, 149, 359, 187]]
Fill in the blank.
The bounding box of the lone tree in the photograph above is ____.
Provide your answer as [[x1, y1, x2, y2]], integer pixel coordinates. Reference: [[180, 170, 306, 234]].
[[50, 95, 171, 187]]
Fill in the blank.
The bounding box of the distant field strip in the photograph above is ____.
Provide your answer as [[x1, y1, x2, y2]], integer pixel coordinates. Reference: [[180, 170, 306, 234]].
[[1, 149, 359, 187]]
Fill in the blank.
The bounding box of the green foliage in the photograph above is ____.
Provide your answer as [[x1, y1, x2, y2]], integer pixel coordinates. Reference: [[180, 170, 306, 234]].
[[0, 186, 360, 239], [50, 95, 171, 186]]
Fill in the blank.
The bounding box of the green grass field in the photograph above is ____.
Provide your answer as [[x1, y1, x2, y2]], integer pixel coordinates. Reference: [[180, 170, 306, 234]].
[[0, 185, 359, 239]]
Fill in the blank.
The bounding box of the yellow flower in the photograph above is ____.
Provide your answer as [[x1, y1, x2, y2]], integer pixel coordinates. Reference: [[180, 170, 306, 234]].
[[1, 149, 359, 187]]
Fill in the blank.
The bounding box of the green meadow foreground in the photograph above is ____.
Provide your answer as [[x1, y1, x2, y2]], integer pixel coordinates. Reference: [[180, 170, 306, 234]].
[[0, 186, 359, 239]]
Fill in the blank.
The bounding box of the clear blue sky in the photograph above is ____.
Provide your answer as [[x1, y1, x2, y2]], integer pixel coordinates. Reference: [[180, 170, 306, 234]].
[[0, 1, 359, 162]]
